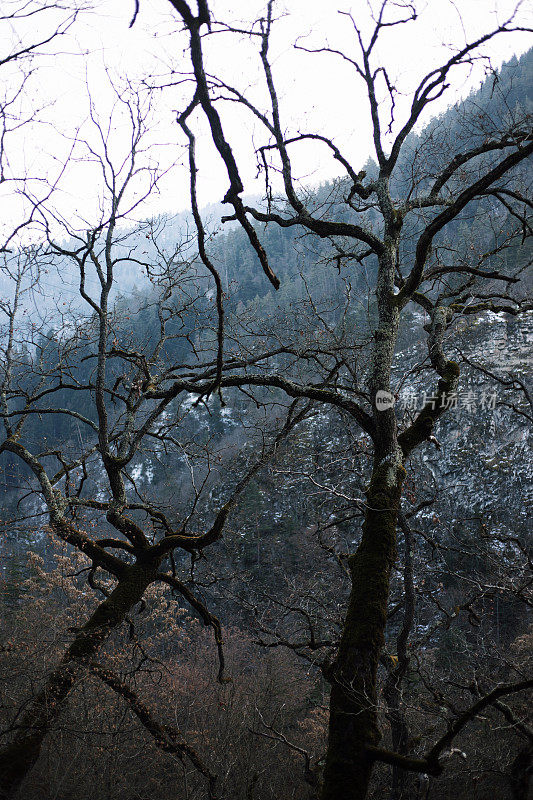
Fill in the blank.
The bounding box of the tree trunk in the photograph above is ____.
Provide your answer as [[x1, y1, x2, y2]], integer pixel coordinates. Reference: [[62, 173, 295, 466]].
[[0, 562, 157, 798], [321, 460, 404, 800]]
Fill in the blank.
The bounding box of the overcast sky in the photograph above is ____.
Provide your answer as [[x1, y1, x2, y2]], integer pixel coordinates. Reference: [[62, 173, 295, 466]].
[[1, 0, 531, 239]]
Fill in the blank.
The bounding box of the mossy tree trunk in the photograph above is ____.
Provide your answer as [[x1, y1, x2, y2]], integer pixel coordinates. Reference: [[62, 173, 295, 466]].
[[0, 561, 159, 799], [321, 231, 405, 799], [321, 459, 404, 800]]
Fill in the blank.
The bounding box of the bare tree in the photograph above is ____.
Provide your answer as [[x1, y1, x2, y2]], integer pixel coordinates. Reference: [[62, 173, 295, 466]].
[[0, 75, 317, 797], [158, 2, 533, 798]]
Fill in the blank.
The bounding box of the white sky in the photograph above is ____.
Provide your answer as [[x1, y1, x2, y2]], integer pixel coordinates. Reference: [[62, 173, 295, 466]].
[[1, 0, 531, 240]]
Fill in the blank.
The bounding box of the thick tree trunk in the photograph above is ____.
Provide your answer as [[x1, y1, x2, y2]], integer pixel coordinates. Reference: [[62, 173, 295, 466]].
[[321, 460, 404, 800], [321, 235, 403, 799], [0, 562, 157, 798]]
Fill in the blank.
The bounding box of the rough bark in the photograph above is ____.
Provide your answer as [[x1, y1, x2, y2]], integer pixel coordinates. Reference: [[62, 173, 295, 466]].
[[321, 458, 404, 800], [321, 235, 404, 800], [0, 561, 158, 798]]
